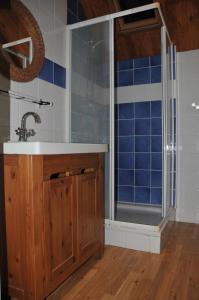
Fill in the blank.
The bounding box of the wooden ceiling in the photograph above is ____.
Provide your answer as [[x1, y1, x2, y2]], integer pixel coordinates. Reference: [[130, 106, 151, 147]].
[[80, 0, 199, 60]]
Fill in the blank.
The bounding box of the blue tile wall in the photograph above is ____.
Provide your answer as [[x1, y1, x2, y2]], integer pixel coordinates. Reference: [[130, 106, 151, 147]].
[[67, 0, 86, 24], [38, 58, 66, 89], [117, 55, 162, 87], [38, 58, 53, 84], [116, 100, 163, 205]]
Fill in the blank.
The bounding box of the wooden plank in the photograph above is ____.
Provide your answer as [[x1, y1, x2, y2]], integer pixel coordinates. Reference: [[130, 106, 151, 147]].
[[48, 222, 199, 300], [80, 0, 199, 60]]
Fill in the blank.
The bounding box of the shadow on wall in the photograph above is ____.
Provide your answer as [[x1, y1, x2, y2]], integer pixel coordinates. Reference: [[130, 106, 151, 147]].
[[0, 72, 10, 298]]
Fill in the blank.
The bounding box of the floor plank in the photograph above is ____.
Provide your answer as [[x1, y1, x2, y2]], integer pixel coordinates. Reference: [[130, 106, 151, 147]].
[[48, 222, 199, 300]]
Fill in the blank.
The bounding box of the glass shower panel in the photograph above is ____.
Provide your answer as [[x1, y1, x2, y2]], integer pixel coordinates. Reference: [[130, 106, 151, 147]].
[[70, 22, 110, 144], [163, 31, 174, 216], [70, 21, 111, 219]]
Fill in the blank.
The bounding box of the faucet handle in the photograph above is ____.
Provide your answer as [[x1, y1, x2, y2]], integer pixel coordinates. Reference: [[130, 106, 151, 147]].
[[15, 127, 22, 136], [27, 129, 36, 138]]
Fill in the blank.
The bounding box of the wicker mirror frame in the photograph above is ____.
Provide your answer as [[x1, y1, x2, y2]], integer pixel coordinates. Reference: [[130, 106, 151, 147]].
[[0, 0, 45, 82]]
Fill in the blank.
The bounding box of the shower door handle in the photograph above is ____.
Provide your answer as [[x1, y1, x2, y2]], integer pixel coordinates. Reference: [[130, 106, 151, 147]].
[[166, 143, 174, 151]]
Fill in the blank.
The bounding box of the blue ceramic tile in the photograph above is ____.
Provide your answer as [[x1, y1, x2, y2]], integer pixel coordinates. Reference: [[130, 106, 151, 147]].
[[135, 118, 150, 135], [67, 0, 77, 14], [134, 187, 150, 204], [119, 120, 134, 136], [151, 171, 162, 187], [173, 62, 176, 80], [115, 155, 119, 170], [151, 188, 162, 205], [115, 72, 119, 87], [119, 137, 134, 152], [118, 186, 134, 202], [134, 68, 150, 85], [173, 172, 176, 190], [135, 153, 150, 170], [119, 153, 134, 169], [150, 55, 161, 66], [115, 186, 119, 201], [151, 118, 162, 135], [134, 57, 149, 68], [173, 189, 176, 206], [174, 152, 176, 172], [151, 136, 162, 152], [115, 120, 119, 137], [173, 98, 176, 117], [54, 63, 66, 88], [38, 58, 53, 83], [118, 70, 133, 87], [174, 134, 176, 148], [174, 118, 176, 135], [115, 170, 118, 186], [151, 101, 162, 117], [151, 153, 162, 170], [118, 59, 133, 71], [151, 66, 161, 83], [135, 170, 150, 187], [119, 170, 134, 185], [135, 136, 150, 152], [115, 104, 119, 120], [173, 45, 176, 62], [118, 103, 134, 119], [135, 102, 150, 118], [115, 137, 118, 153]]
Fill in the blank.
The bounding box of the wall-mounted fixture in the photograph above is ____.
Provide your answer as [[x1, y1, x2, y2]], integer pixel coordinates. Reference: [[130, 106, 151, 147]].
[[0, 89, 54, 107], [0, 0, 45, 82]]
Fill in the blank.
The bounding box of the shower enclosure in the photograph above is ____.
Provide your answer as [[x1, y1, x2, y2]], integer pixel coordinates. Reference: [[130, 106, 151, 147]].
[[67, 3, 176, 252]]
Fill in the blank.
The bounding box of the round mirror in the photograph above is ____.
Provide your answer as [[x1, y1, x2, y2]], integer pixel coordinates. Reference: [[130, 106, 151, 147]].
[[0, 0, 45, 82]]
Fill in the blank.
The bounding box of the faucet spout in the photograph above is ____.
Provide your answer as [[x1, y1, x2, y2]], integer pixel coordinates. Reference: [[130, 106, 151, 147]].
[[21, 112, 41, 129], [15, 112, 41, 142]]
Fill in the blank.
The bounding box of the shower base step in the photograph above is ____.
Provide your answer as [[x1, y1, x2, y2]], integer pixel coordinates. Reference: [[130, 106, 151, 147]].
[[105, 207, 175, 254]]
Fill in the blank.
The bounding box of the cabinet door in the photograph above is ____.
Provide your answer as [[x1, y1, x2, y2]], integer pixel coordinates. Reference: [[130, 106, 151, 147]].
[[77, 172, 101, 262], [44, 176, 77, 291]]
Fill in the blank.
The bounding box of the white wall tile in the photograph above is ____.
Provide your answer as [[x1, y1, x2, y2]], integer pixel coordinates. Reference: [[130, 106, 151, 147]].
[[116, 83, 162, 104], [177, 49, 199, 223], [8, 0, 68, 143]]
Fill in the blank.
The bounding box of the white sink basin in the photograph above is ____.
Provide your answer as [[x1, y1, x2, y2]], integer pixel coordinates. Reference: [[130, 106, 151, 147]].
[[3, 142, 108, 155]]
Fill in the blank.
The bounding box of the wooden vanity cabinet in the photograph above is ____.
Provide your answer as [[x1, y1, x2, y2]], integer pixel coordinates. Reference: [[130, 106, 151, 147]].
[[77, 171, 104, 263], [3, 153, 104, 300], [43, 176, 78, 293]]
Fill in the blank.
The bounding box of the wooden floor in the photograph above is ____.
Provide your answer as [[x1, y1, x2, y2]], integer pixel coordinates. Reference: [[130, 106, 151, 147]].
[[48, 222, 199, 300]]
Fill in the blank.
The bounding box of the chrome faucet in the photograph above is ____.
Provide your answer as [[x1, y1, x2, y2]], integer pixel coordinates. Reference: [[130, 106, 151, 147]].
[[15, 112, 41, 141]]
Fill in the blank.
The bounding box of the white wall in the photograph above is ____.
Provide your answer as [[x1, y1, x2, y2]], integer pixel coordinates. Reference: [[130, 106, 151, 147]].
[[7, 0, 68, 142], [116, 83, 162, 103], [177, 49, 199, 223]]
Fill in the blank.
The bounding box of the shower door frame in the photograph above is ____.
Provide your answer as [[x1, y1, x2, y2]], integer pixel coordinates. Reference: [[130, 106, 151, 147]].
[[67, 2, 173, 222]]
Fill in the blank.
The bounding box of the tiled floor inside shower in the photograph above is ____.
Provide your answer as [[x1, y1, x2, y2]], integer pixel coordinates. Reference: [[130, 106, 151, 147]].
[[115, 203, 162, 226]]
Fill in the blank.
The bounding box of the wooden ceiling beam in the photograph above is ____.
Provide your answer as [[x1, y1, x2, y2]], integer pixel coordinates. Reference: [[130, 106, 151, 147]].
[[80, 0, 199, 60]]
